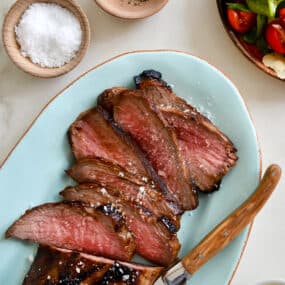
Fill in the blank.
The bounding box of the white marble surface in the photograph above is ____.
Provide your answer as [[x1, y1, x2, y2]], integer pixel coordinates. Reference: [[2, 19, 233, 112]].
[[1, 0, 285, 284]]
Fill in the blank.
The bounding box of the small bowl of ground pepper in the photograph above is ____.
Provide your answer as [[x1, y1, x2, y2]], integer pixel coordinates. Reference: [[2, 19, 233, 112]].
[[2, 0, 90, 78], [95, 0, 168, 20]]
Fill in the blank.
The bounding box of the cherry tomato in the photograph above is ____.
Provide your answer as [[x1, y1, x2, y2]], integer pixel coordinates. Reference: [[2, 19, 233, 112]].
[[227, 8, 257, 34], [276, 1, 285, 19], [265, 19, 285, 55], [279, 8, 285, 19]]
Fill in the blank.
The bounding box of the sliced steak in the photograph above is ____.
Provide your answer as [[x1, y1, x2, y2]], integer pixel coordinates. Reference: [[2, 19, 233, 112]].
[[108, 91, 198, 210], [66, 158, 182, 217], [135, 70, 238, 192], [23, 246, 163, 285], [61, 184, 180, 265], [6, 202, 135, 261], [67, 157, 149, 186], [69, 105, 147, 176], [161, 109, 238, 191], [98, 89, 162, 183]]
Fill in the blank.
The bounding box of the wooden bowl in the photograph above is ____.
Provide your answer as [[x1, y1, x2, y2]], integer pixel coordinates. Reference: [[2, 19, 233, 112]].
[[216, 0, 283, 81], [2, 0, 90, 78], [95, 0, 168, 20]]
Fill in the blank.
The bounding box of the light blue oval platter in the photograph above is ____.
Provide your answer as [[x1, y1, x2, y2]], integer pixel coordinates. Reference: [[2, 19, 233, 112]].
[[0, 50, 260, 285]]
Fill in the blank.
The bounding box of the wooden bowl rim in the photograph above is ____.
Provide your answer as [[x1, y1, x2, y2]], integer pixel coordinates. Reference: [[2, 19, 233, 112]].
[[95, 0, 168, 20], [2, 0, 91, 78], [216, 0, 284, 82]]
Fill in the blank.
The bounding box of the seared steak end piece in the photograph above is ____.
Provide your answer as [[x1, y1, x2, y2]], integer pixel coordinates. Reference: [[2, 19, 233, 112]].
[[23, 246, 164, 285], [134, 70, 171, 91]]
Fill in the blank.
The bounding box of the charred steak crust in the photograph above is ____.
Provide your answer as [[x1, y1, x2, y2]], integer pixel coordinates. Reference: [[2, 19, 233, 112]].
[[61, 184, 180, 266], [23, 246, 163, 285], [135, 70, 238, 192], [6, 202, 135, 261], [134, 70, 172, 91]]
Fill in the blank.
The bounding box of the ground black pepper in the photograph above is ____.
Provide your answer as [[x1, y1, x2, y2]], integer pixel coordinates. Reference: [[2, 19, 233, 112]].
[[122, 0, 149, 6]]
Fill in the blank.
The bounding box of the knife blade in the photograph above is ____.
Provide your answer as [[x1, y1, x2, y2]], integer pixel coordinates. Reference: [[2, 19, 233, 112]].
[[154, 164, 281, 285]]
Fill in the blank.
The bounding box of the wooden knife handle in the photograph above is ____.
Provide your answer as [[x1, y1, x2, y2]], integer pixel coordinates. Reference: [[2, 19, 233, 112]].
[[182, 164, 281, 275]]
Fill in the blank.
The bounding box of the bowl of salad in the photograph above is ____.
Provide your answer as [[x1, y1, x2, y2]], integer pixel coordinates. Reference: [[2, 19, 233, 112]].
[[217, 0, 285, 80]]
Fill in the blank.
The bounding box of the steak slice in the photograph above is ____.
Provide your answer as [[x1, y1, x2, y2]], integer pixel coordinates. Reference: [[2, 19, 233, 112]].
[[110, 91, 198, 210], [6, 202, 135, 261], [61, 184, 180, 265], [135, 70, 238, 192], [66, 158, 182, 217], [69, 105, 147, 176], [161, 109, 238, 191], [23, 246, 163, 285]]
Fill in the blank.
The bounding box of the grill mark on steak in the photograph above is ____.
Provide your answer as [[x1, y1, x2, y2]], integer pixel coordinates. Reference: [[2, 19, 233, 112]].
[[69, 105, 147, 176], [6, 202, 135, 261], [135, 70, 238, 192], [66, 158, 182, 217], [159, 216, 178, 234], [111, 91, 198, 210], [61, 184, 180, 265], [23, 246, 163, 285]]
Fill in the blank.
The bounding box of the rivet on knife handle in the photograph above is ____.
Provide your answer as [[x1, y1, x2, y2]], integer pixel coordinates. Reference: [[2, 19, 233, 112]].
[[181, 164, 281, 275]]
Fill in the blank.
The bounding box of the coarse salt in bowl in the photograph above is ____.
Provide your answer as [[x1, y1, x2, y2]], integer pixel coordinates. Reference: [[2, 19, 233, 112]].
[[15, 3, 83, 68], [2, 0, 90, 78]]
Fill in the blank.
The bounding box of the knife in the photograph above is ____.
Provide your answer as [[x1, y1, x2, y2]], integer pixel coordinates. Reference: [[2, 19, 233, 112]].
[[154, 164, 281, 285]]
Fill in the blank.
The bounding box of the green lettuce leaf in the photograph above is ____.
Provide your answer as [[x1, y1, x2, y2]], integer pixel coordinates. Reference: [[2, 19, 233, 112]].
[[226, 3, 251, 12], [256, 36, 271, 54], [256, 14, 267, 37], [243, 14, 267, 44], [246, 0, 283, 17]]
